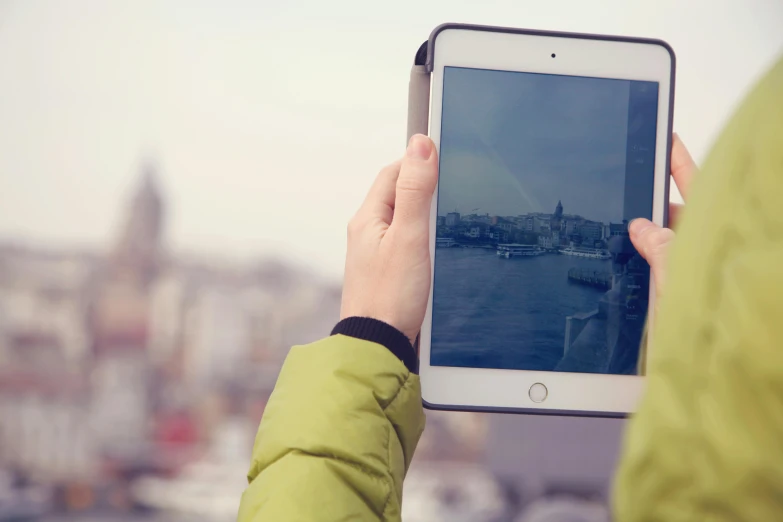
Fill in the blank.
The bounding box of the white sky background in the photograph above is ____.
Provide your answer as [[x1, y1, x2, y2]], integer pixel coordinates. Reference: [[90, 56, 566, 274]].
[[0, 0, 781, 279]]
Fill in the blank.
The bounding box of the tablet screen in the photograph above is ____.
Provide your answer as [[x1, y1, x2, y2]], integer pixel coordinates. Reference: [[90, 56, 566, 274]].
[[431, 66, 659, 376]]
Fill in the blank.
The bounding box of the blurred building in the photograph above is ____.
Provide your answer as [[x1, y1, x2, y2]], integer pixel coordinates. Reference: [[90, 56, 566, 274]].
[[0, 160, 343, 517], [606, 222, 628, 238], [0, 246, 96, 485], [88, 166, 163, 465], [579, 222, 603, 243], [446, 212, 461, 227]]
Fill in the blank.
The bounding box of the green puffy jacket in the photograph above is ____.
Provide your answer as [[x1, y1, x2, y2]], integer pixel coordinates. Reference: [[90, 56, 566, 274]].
[[238, 57, 783, 522]]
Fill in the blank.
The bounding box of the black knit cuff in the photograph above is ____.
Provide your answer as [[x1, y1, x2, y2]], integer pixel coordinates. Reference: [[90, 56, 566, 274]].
[[331, 317, 418, 374]]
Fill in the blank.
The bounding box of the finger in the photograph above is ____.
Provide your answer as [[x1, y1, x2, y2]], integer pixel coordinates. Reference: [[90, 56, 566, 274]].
[[671, 133, 697, 201], [391, 134, 439, 233], [668, 202, 684, 229], [629, 218, 675, 294], [357, 160, 402, 225]]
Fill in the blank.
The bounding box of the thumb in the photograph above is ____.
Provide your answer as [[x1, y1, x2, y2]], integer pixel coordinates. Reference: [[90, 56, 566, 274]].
[[392, 135, 439, 234], [629, 218, 675, 295]]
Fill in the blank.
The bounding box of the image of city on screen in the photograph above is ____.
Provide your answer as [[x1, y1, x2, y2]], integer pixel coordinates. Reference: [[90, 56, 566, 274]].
[[431, 67, 659, 376]]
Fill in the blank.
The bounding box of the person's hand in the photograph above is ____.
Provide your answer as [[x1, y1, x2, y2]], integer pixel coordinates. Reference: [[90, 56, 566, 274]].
[[629, 134, 698, 306], [340, 134, 439, 343]]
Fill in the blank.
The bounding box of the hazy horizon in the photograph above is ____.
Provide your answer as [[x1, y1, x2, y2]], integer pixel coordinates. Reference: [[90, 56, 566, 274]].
[[1, 1, 781, 278]]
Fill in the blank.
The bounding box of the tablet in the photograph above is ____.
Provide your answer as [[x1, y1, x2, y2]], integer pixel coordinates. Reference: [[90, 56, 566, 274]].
[[418, 24, 674, 416]]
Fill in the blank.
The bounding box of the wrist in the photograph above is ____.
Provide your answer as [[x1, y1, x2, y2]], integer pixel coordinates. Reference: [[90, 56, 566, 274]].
[[331, 317, 418, 374]]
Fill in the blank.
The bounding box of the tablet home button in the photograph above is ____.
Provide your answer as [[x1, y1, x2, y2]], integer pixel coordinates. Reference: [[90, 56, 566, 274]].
[[529, 383, 548, 403]]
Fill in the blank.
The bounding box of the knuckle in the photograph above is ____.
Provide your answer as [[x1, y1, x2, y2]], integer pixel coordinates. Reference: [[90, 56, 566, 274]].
[[397, 164, 437, 195], [396, 175, 430, 196]]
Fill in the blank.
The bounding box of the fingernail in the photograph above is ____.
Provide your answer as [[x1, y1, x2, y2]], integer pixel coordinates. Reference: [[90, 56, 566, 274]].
[[407, 134, 432, 161], [629, 218, 653, 236]]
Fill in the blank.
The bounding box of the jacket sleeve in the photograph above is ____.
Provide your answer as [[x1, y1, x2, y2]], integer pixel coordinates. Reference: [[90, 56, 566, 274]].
[[237, 334, 426, 522], [613, 57, 783, 520]]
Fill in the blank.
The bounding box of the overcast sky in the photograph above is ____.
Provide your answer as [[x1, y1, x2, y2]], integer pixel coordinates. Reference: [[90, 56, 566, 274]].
[[439, 68, 633, 224], [0, 0, 781, 278]]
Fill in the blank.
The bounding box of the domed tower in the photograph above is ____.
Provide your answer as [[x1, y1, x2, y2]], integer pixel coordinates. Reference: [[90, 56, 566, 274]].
[[111, 161, 165, 286], [551, 200, 564, 236], [89, 160, 167, 352], [88, 161, 167, 460]]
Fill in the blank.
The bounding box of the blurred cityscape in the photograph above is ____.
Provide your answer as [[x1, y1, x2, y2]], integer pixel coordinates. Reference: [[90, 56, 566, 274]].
[[0, 161, 620, 522]]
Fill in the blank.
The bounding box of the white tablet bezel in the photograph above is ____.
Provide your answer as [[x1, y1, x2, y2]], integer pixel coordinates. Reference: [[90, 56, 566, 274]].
[[420, 27, 673, 416]]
